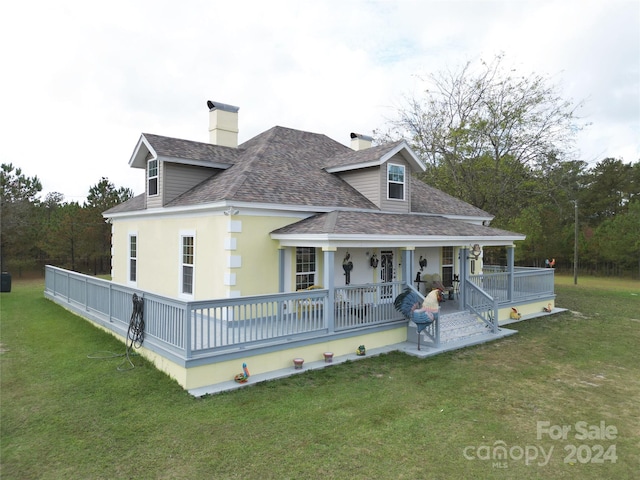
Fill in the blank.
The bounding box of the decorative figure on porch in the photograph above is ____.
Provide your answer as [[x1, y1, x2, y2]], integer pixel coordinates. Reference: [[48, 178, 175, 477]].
[[394, 287, 443, 350], [343, 252, 353, 285], [419, 256, 427, 271], [356, 345, 366, 356], [370, 253, 379, 268], [510, 307, 522, 320]]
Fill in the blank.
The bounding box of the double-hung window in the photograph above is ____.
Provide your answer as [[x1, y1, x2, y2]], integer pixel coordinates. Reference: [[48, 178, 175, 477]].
[[148, 159, 158, 196], [128, 234, 137, 283], [387, 164, 405, 200], [295, 247, 316, 290], [181, 234, 195, 295]]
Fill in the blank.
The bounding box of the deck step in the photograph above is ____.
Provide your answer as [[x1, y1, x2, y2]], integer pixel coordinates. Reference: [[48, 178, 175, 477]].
[[437, 311, 492, 343], [406, 310, 493, 346]]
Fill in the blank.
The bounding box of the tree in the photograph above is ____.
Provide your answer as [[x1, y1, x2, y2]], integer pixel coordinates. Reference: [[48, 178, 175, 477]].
[[0, 163, 42, 272], [83, 178, 133, 273], [592, 200, 640, 276], [378, 54, 583, 221], [85, 177, 133, 211], [580, 158, 638, 223], [45, 201, 83, 271]]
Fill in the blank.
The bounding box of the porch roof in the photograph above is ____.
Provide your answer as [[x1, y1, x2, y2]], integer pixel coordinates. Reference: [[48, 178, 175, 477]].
[[271, 210, 524, 247]]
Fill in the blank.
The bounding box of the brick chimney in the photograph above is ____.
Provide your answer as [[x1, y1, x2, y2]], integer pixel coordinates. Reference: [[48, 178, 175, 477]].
[[207, 101, 239, 147], [350, 132, 373, 151]]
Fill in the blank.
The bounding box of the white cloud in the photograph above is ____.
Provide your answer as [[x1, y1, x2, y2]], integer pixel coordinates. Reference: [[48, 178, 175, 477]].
[[2, 0, 638, 200]]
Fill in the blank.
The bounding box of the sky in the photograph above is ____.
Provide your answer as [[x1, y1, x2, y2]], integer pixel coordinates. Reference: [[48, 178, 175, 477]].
[[3, 0, 639, 202]]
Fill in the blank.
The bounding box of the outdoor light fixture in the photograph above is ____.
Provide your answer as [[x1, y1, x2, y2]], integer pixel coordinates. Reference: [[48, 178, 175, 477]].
[[224, 207, 240, 216]]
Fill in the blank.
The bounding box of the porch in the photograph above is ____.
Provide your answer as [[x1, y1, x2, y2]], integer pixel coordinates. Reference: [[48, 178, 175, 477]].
[[43, 263, 557, 395]]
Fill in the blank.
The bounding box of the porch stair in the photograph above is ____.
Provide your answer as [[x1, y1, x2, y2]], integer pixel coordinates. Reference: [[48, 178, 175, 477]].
[[438, 310, 492, 344], [403, 310, 518, 358]]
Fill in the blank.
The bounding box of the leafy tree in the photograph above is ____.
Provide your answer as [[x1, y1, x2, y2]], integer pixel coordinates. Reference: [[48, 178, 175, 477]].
[[0, 163, 42, 272], [378, 54, 583, 224], [591, 199, 640, 275], [44, 201, 83, 271], [83, 178, 133, 273], [580, 158, 638, 223], [85, 177, 133, 211]]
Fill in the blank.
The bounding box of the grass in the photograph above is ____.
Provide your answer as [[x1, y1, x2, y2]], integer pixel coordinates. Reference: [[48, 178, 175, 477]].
[[1, 276, 639, 479]]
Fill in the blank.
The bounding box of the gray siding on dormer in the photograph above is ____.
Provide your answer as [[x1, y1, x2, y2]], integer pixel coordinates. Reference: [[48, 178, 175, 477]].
[[162, 163, 214, 205], [379, 154, 410, 213], [338, 167, 380, 206]]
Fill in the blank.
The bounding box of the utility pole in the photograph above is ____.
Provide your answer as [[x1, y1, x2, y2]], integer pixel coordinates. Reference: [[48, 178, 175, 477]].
[[574, 200, 578, 285]]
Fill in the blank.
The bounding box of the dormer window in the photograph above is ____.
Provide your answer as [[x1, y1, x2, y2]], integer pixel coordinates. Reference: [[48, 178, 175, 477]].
[[387, 163, 405, 200], [148, 159, 158, 196]]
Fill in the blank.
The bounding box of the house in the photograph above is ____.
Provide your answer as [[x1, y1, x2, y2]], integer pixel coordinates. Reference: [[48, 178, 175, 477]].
[[104, 101, 525, 301], [44, 101, 556, 395]]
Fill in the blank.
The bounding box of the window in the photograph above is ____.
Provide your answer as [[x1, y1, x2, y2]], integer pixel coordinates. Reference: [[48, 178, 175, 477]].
[[295, 247, 316, 290], [148, 159, 158, 196], [129, 235, 137, 283], [181, 235, 194, 295], [387, 164, 405, 200], [442, 246, 454, 287]]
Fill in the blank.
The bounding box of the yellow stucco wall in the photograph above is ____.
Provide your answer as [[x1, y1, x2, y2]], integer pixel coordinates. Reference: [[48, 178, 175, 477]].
[[498, 299, 555, 323], [111, 213, 302, 299], [131, 327, 408, 391]]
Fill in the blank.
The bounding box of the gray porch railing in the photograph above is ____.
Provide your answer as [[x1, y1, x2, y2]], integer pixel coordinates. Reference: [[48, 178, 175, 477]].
[[464, 280, 499, 333], [44, 266, 407, 362], [468, 267, 554, 303]]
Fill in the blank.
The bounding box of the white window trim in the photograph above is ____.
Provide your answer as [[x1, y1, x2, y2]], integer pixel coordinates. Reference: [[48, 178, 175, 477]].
[[295, 246, 317, 290], [387, 163, 405, 201], [148, 159, 159, 197], [128, 232, 138, 286], [179, 230, 195, 299]]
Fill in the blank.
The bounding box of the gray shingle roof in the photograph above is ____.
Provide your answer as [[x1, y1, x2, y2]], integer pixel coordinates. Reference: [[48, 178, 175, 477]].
[[104, 126, 494, 222], [143, 133, 241, 164], [410, 178, 491, 218], [165, 126, 379, 209], [271, 211, 519, 238]]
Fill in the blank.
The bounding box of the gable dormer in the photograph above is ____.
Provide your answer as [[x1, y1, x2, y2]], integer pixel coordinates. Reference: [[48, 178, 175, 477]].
[[128, 134, 234, 208], [325, 136, 425, 213]]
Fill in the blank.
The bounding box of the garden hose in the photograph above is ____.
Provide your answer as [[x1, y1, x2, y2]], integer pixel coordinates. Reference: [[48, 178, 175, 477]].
[[88, 293, 144, 371], [118, 293, 145, 371]]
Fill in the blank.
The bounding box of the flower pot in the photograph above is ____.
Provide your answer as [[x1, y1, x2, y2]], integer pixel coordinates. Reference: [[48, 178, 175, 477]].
[[293, 358, 304, 369], [323, 352, 333, 363]]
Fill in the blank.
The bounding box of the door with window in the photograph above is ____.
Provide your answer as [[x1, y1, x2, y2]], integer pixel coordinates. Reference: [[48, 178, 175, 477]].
[[442, 246, 454, 288]]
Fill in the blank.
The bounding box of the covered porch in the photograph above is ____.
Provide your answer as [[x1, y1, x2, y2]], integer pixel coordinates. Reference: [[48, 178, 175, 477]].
[[44, 250, 556, 395]]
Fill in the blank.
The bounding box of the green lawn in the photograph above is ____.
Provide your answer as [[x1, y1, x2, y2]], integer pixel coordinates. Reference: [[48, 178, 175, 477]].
[[1, 276, 639, 479]]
